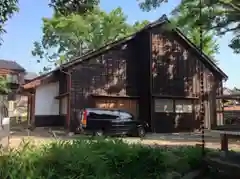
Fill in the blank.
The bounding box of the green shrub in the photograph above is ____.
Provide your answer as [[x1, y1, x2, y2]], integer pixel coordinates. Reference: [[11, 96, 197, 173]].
[[0, 137, 203, 179]]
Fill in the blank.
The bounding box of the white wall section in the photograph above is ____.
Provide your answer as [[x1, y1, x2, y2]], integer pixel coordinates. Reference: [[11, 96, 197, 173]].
[[35, 82, 59, 115]]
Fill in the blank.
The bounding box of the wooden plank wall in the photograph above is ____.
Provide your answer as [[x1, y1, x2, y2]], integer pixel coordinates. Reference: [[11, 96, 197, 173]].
[[150, 26, 223, 131], [69, 42, 138, 129]]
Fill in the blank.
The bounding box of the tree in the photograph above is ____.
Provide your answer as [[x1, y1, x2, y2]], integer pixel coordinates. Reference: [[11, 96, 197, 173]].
[[140, 0, 240, 54], [0, 0, 18, 44], [170, 11, 219, 61], [138, 0, 168, 12], [49, 0, 99, 15], [182, 28, 219, 62], [0, 76, 10, 119], [32, 7, 149, 73], [0, 76, 10, 93]]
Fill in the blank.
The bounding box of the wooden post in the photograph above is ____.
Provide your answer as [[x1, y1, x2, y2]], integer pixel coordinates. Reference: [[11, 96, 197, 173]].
[[221, 134, 228, 152]]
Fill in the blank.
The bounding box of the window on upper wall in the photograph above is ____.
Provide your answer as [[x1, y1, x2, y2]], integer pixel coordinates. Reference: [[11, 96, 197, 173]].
[[154, 99, 174, 112], [6, 74, 19, 84], [175, 100, 193, 113]]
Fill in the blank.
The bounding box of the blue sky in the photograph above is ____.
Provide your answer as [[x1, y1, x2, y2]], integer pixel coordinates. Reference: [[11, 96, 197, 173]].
[[0, 0, 238, 88]]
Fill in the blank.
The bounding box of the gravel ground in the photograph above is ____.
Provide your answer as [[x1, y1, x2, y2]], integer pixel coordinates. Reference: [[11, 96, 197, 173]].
[[6, 129, 240, 151]]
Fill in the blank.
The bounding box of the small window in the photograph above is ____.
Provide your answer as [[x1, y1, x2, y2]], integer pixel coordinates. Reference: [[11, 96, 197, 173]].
[[154, 99, 173, 112], [6, 74, 18, 83], [175, 100, 193, 113]]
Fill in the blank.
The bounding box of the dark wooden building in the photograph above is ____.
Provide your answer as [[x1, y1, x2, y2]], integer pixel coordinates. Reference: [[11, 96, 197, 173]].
[[23, 15, 227, 133]]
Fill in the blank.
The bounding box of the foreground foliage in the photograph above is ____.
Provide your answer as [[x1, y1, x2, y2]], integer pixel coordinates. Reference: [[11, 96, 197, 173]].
[[0, 138, 204, 179]]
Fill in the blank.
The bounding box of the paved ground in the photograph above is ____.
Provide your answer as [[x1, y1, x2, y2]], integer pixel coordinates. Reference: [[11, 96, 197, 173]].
[[6, 128, 240, 150]]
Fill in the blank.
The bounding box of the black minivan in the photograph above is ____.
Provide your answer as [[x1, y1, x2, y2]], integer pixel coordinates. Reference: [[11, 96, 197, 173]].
[[77, 108, 148, 137]]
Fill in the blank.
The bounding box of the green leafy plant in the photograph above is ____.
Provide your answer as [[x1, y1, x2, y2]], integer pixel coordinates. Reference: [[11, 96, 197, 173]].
[[0, 137, 205, 179]]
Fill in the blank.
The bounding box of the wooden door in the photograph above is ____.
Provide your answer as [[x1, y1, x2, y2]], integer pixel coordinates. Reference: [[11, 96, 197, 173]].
[[94, 98, 139, 117]]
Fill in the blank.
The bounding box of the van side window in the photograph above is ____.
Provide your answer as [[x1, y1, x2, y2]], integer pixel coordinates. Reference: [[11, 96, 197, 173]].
[[88, 110, 119, 119], [119, 111, 133, 119]]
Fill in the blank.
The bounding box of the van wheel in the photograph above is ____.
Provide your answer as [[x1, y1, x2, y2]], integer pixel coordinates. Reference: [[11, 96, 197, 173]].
[[95, 130, 104, 137], [137, 126, 146, 138]]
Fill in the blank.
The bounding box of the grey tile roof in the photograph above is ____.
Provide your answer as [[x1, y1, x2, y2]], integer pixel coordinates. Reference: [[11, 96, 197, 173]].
[[0, 59, 25, 71], [24, 72, 38, 80]]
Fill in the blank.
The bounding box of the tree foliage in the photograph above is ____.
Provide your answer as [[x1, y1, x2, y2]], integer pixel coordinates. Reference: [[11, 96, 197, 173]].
[[140, 0, 240, 54], [32, 7, 149, 73], [0, 0, 18, 44], [138, 0, 168, 12], [49, 0, 100, 15], [184, 28, 219, 61], [0, 76, 10, 93], [170, 12, 219, 61]]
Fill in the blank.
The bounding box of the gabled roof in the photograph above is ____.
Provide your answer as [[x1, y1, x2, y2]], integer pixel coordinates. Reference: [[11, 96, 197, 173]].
[[60, 15, 227, 79], [0, 59, 25, 72], [24, 14, 227, 88]]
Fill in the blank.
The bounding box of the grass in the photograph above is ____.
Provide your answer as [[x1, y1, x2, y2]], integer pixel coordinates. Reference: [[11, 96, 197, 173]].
[[0, 137, 206, 179]]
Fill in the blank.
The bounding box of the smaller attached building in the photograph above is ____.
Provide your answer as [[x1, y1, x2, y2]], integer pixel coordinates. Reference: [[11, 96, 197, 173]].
[[23, 15, 228, 132], [23, 74, 65, 127]]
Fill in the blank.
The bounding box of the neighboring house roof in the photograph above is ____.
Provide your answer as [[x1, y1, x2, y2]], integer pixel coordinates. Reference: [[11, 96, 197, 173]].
[[0, 59, 25, 71], [217, 93, 240, 100], [223, 87, 232, 95], [231, 91, 240, 95], [218, 88, 240, 100], [24, 72, 38, 80], [224, 105, 240, 111], [24, 14, 228, 88]]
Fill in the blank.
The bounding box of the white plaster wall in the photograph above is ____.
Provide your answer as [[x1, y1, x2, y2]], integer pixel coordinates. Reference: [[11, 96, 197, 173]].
[[35, 82, 59, 115]]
